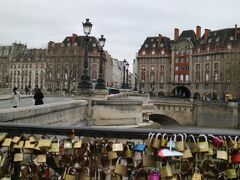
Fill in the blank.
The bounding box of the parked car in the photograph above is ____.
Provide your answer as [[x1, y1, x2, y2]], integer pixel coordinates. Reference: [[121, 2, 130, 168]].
[[108, 88, 120, 95]]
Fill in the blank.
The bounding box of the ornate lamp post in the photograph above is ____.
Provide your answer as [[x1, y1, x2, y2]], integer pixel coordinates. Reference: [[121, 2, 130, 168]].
[[126, 62, 129, 89], [78, 18, 93, 89], [95, 35, 106, 89], [133, 73, 138, 91], [121, 59, 127, 89]]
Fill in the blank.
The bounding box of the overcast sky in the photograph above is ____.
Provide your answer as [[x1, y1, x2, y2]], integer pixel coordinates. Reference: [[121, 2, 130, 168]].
[[0, 0, 239, 71]]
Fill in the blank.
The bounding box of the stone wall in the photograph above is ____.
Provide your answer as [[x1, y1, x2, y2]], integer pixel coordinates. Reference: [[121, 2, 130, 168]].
[[91, 99, 143, 126], [194, 102, 239, 128], [0, 100, 88, 126]]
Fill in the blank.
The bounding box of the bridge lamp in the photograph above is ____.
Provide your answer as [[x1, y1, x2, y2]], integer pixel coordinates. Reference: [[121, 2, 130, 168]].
[[121, 59, 127, 89], [78, 18, 93, 89], [95, 35, 106, 89], [126, 62, 129, 89]]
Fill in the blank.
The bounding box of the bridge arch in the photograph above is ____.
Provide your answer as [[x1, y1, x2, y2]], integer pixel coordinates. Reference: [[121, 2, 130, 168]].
[[171, 86, 191, 98], [149, 114, 180, 125]]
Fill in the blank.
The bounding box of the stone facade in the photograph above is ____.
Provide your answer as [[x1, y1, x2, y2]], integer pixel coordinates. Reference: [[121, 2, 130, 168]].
[[46, 35, 112, 92], [137, 25, 240, 100]]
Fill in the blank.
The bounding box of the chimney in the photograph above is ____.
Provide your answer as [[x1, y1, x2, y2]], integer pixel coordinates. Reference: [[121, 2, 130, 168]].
[[204, 29, 210, 41], [158, 34, 162, 47], [196, 26, 201, 40], [174, 28, 179, 42], [235, 24, 237, 40], [72, 33, 78, 43]]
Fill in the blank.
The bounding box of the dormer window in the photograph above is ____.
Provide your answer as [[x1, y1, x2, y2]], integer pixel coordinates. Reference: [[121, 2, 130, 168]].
[[151, 39, 154, 42], [92, 43, 96, 47], [216, 37, 220, 42], [214, 32, 217, 36], [160, 43, 164, 47], [208, 39, 212, 43], [145, 44, 148, 48], [230, 36, 234, 41], [227, 45, 232, 52], [142, 51, 146, 55], [152, 44, 156, 48]]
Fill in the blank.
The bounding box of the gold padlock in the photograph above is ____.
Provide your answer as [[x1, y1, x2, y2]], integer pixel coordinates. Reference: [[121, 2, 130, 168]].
[[107, 151, 118, 160], [24, 140, 36, 149], [197, 134, 209, 153], [191, 167, 202, 180], [226, 165, 237, 179], [152, 133, 161, 149], [13, 140, 24, 149], [216, 150, 228, 160], [2, 137, 12, 147], [183, 144, 193, 159], [142, 150, 155, 167], [124, 145, 133, 159], [14, 153, 24, 162], [228, 136, 239, 150], [37, 154, 47, 163], [146, 133, 155, 151], [114, 157, 127, 176], [0, 133, 6, 142], [187, 134, 198, 153], [65, 167, 77, 180], [12, 135, 21, 144], [161, 133, 168, 147], [160, 163, 172, 178], [64, 139, 73, 150], [80, 167, 90, 180], [176, 134, 185, 151], [73, 137, 82, 149], [48, 136, 59, 153], [38, 137, 52, 148]]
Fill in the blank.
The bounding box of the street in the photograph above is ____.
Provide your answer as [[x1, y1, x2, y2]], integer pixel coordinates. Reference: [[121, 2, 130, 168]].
[[0, 96, 73, 110]]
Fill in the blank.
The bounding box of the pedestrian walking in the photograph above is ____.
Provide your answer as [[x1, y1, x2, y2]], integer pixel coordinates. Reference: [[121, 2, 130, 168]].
[[10, 87, 21, 108], [34, 88, 44, 105]]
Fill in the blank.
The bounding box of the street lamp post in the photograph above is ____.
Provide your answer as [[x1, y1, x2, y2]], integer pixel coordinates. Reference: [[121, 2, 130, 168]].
[[121, 59, 127, 89], [78, 18, 93, 89], [126, 62, 129, 89], [95, 35, 106, 89], [133, 73, 138, 91]]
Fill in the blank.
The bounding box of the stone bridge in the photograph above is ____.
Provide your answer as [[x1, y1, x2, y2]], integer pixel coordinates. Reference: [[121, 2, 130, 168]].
[[0, 92, 239, 128]]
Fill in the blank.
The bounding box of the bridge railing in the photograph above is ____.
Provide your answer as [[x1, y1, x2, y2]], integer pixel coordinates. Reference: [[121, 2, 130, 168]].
[[0, 123, 239, 138]]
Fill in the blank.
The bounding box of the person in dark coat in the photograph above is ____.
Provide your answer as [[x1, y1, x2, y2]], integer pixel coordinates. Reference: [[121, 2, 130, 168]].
[[34, 88, 44, 105]]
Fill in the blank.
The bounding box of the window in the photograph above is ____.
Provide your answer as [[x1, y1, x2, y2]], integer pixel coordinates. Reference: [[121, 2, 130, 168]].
[[214, 73, 218, 82], [175, 75, 178, 81], [226, 84, 230, 90], [175, 66, 178, 71], [151, 66, 155, 71], [227, 45, 232, 52], [92, 43, 96, 47], [175, 58, 178, 63], [205, 63, 209, 70], [205, 73, 209, 82], [196, 64, 200, 71], [160, 65, 164, 71], [180, 58, 184, 63], [161, 50, 165, 55], [160, 73, 164, 83], [205, 84, 208, 89], [196, 72, 200, 82], [152, 51, 155, 55], [186, 66, 189, 70], [142, 51, 146, 55], [145, 44, 148, 48], [185, 74, 189, 82], [152, 44, 156, 48], [180, 74, 183, 82], [230, 36, 234, 41], [160, 43, 164, 47], [214, 63, 218, 70]]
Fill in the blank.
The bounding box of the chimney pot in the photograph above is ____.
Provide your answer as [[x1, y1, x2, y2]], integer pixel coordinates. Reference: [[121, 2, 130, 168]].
[[196, 26, 201, 40], [204, 29, 210, 41], [174, 28, 179, 42]]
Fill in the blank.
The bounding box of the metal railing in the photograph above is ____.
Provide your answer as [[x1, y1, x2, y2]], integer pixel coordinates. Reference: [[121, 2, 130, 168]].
[[0, 123, 239, 138]]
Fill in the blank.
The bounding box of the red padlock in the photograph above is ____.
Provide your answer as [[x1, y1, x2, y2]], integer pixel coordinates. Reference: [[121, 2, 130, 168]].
[[208, 134, 223, 148], [231, 152, 240, 164]]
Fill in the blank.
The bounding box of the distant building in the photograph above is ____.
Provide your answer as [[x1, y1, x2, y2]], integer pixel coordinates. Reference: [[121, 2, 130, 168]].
[[110, 58, 122, 88], [137, 25, 240, 100], [46, 34, 112, 92], [8, 43, 46, 91], [0, 45, 12, 88]]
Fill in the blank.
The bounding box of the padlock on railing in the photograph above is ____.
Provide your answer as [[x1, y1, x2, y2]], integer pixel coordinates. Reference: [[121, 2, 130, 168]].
[[161, 133, 168, 147], [160, 162, 172, 178], [152, 133, 161, 149], [48, 136, 60, 153], [38, 135, 52, 149], [197, 134, 209, 153], [149, 169, 160, 180], [183, 144, 193, 159], [187, 134, 198, 153], [176, 134, 185, 152], [80, 167, 91, 180], [228, 136, 239, 150], [123, 144, 133, 159], [208, 134, 223, 148], [225, 164, 237, 179], [114, 157, 127, 177], [191, 167, 202, 180], [142, 149, 155, 167]]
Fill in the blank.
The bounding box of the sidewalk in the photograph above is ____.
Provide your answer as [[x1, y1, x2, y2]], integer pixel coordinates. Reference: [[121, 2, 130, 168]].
[[0, 94, 33, 100]]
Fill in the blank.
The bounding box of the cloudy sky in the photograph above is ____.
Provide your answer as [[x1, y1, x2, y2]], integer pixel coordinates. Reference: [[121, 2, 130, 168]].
[[0, 0, 239, 70]]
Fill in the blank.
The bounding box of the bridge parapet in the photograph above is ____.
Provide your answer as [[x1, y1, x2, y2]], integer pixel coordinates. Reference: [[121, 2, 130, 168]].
[[0, 100, 88, 126]]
